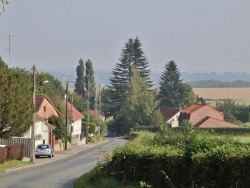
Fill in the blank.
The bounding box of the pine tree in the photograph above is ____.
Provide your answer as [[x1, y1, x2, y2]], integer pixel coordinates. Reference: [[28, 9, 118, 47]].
[[85, 59, 96, 110], [158, 60, 182, 108], [158, 60, 196, 108], [108, 37, 152, 117], [75, 59, 85, 97]]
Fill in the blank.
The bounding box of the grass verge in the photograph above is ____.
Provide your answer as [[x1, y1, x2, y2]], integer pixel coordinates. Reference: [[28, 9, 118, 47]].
[[0, 160, 31, 173], [74, 170, 137, 188]]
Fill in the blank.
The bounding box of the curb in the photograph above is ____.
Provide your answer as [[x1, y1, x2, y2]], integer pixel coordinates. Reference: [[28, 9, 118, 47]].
[[4, 140, 108, 173]]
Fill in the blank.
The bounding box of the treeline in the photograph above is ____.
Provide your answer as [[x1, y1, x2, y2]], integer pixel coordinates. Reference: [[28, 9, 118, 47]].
[[188, 79, 250, 88]]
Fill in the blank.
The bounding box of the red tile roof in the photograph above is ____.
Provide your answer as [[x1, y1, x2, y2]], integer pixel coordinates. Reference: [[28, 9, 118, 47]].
[[195, 116, 243, 128], [35, 113, 45, 122], [44, 121, 56, 130], [159, 106, 180, 121], [65, 100, 84, 122]]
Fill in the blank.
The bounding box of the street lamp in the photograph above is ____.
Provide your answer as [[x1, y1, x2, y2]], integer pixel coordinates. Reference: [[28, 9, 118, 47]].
[[65, 81, 75, 150]]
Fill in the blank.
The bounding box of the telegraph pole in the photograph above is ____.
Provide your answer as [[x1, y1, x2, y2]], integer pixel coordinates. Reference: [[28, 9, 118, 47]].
[[30, 65, 36, 162]]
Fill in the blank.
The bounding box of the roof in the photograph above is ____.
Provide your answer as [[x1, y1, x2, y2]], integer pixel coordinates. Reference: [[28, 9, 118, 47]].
[[35, 114, 45, 122], [35, 94, 62, 116], [65, 100, 84, 122], [195, 116, 243, 128], [44, 121, 56, 130], [89, 110, 99, 119], [183, 102, 206, 113], [159, 106, 180, 121]]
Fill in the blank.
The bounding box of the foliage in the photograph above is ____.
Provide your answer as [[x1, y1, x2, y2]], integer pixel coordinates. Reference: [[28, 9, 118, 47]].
[[216, 99, 250, 123], [158, 60, 196, 108], [49, 116, 66, 140], [88, 134, 105, 143], [150, 108, 164, 127], [75, 59, 85, 97], [0, 59, 33, 138], [6, 144, 24, 161], [68, 92, 86, 113], [36, 72, 65, 111], [100, 88, 113, 120], [119, 66, 158, 133], [82, 122, 96, 134], [108, 37, 152, 117], [0, 147, 7, 164], [85, 59, 96, 110], [0, 0, 9, 15]]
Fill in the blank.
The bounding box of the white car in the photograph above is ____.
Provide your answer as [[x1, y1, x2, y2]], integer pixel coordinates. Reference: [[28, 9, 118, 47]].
[[35, 144, 54, 158]]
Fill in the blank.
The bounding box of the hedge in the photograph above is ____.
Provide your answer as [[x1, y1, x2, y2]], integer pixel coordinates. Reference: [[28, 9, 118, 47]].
[[0, 147, 7, 164]]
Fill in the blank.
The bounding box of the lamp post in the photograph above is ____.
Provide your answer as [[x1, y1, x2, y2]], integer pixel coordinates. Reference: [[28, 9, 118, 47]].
[[65, 81, 75, 150]]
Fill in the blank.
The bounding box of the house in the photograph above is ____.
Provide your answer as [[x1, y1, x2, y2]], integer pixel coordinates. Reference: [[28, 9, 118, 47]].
[[23, 114, 55, 147], [179, 102, 242, 128], [159, 106, 181, 128], [35, 95, 62, 147], [65, 100, 85, 146]]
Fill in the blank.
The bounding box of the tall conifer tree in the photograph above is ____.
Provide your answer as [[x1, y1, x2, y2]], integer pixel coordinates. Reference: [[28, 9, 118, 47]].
[[75, 59, 85, 97], [108, 37, 152, 117], [85, 59, 96, 109], [158, 60, 182, 108]]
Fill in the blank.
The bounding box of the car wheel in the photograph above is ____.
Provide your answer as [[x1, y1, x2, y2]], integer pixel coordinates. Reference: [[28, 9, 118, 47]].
[[52, 153, 54, 157], [35, 156, 39, 159], [48, 153, 52, 158]]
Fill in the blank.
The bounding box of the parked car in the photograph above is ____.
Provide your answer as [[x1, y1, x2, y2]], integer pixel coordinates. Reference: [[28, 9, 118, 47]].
[[35, 144, 54, 158]]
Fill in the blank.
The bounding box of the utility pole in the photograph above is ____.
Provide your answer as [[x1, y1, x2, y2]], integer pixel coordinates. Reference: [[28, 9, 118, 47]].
[[86, 77, 90, 144], [65, 81, 68, 150], [30, 65, 36, 162], [65, 81, 75, 150]]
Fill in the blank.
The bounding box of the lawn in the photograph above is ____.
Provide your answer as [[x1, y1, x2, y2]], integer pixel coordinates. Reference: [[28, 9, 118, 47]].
[[0, 160, 31, 173]]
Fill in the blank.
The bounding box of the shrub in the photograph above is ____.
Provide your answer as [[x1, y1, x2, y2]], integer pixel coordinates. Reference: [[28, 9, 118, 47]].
[[0, 147, 8, 164], [6, 145, 24, 160]]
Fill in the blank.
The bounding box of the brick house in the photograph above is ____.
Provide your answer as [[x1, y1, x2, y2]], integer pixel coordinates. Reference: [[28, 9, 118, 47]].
[[179, 102, 242, 128]]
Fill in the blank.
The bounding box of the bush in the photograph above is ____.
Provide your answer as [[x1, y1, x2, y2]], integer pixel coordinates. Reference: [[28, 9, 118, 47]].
[[6, 145, 24, 160], [0, 147, 7, 164], [94, 129, 250, 187]]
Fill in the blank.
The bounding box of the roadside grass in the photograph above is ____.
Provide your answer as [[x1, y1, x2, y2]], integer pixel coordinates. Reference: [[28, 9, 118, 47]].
[[0, 160, 31, 173], [74, 170, 137, 188]]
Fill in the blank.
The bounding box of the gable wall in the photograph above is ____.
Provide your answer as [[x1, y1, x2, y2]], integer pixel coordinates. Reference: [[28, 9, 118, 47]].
[[190, 106, 224, 125], [37, 99, 60, 120]]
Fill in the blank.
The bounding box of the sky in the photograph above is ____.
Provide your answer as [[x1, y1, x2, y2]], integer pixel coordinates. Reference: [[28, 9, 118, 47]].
[[0, 0, 250, 74]]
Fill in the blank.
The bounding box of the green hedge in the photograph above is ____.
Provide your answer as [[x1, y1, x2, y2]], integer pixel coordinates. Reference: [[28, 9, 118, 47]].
[[99, 130, 250, 187], [133, 126, 159, 132]]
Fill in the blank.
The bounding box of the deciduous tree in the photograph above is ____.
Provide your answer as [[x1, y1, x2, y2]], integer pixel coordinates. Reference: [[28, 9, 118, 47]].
[[119, 66, 157, 133], [0, 57, 33, 138]]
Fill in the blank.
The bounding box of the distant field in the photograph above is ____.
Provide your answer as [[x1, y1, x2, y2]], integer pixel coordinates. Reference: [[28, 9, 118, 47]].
[[193, 88, 250, 105]]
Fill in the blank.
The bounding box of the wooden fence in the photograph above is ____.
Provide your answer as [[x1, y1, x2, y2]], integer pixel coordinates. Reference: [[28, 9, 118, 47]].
[[0, 138, 31, 157]]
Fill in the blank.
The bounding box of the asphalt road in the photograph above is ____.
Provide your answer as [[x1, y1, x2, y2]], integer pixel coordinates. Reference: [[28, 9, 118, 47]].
[[0, 137, 127, 188]]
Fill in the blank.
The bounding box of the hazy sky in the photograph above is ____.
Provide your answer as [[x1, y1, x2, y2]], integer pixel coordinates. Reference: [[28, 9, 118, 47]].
[[0, 0, 250, 73]]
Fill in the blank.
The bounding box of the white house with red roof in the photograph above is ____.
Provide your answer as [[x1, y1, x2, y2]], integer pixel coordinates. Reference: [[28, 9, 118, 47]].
[[65, 101, 85, 146]]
